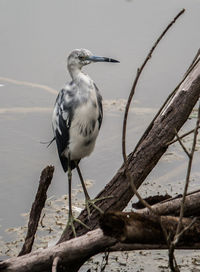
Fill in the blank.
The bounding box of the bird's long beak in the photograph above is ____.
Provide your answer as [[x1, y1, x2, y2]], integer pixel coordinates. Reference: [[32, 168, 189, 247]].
[[87, 55, 119, 63]]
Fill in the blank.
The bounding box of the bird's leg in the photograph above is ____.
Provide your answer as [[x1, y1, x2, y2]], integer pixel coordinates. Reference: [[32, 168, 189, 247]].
[[66, 156, 90, 237], [75, 163, 112, 216]]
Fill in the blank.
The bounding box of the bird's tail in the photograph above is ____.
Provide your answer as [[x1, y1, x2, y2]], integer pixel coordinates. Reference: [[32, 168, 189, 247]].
[[40, 137, 56, 148], [60, 156, 80, 172]]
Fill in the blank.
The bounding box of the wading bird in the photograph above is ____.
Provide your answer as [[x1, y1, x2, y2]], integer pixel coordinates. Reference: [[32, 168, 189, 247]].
[[52, 49, 119, 235]]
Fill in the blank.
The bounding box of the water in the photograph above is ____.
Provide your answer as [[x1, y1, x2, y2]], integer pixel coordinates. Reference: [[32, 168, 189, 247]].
[[0, 0, 200, 268]]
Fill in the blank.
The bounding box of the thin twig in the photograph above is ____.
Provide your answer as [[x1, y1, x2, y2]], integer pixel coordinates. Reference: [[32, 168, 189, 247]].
[[100, 250, 110, 272], [167, 126, 200, 145], [121, 9, 186, 215], [121, 12, 186, 268], [174, 217, 197, 245], [52, 256, 61, 272], [176, 101, 200, 236], [18, 165, 54, 256], [122, 8, 185, 161], [174, 129, 191, 158], [169, 101, 200, 271], [121, 9, 185, 211], [128, 173, 153, 212]]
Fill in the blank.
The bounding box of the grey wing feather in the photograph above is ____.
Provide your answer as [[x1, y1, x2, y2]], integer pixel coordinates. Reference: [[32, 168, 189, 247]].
[[94, 83, 103, 129], [52, 86, 77, 171]]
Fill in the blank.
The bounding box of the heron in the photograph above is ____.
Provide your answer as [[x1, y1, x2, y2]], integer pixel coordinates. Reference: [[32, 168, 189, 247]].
[[52, 48, 119, 235]]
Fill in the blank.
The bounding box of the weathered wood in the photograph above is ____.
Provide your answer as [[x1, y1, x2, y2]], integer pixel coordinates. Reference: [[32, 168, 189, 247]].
[[18, 166, 54, 256], [0, 229, 116, 272], [58, 50, 200, 243], [100, 211, 200, 244], [137, 190, 200, 217]]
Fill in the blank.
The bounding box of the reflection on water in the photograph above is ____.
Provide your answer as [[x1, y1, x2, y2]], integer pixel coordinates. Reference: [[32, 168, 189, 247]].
[[0, 0, 200, 268]]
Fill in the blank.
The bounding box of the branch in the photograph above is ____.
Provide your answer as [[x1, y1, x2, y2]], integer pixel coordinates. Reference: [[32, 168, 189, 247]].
[[0, 229, 116, 272], [167, 126, 200, 145], [122, 8, 185, 160], [137, 190, 200, 217], [99, 211, 200, 245], [18, 165, 54, 256], [174, 128, 191, 158], [168, 101, 200, 271]]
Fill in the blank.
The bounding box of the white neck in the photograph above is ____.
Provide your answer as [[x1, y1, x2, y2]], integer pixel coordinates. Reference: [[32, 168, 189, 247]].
[[68, 64, 83, 80]]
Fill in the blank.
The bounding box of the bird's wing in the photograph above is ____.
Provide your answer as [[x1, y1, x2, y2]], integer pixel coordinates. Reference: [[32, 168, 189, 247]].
[[52, 86, 77, 171], [94, 83, 103, 129]]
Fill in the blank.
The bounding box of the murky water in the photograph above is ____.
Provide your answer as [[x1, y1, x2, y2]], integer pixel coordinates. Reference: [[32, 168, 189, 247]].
[[0, 0, 200, 269]]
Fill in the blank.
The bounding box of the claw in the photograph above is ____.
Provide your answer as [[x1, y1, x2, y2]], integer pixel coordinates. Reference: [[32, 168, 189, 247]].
[[66, 213, 90, 237], [85, 195, 113, 216]]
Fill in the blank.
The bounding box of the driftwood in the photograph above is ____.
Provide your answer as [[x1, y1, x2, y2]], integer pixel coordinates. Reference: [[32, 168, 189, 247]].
[[58, 49, 200, 243], [18, 166, 54, 256], [1, 191, 200, 272], [137, 190, 200, 217], [100, 211, 200, 244]]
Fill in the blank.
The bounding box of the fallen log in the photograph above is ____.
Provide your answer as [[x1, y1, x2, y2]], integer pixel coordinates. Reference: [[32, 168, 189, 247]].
[[59, 49, 200, 242], [137, 190, 200, 217], [0, 229, 116, 272], [100, 211, 200, 244]]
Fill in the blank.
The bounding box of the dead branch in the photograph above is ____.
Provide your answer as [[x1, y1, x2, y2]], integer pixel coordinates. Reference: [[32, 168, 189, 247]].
[[137, 190, 200, 217], [122, 8, 185, 160], [0, 229, 116, 272], [18, 165, 54, 256], [100, 211, 200, 245], [168, 101, 200, 271]]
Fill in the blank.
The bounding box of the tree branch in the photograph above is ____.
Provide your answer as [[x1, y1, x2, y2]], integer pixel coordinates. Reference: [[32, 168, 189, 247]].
[[18, 165, 54, 256]]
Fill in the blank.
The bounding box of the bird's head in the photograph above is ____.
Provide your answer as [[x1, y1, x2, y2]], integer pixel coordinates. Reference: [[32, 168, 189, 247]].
[[67, 48, 119, 71]]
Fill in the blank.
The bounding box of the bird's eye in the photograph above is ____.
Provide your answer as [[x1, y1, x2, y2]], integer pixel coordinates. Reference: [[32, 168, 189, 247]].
[[79, 56, 84, 61]]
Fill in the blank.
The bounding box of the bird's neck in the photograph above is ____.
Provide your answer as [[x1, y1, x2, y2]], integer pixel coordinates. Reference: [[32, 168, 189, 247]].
[[68, 65, 91, 86], [68, 65, 83, 81]]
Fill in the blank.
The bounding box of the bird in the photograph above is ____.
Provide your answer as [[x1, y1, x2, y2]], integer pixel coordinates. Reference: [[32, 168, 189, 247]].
[[52, 48, 119, 235]]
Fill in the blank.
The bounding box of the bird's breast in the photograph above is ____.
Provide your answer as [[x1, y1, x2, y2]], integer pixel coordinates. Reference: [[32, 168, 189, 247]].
[[66, 91, 100, 160]]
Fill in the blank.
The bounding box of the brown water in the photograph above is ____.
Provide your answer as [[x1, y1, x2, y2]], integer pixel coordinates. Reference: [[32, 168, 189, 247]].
[[0, 0, 200, 269]]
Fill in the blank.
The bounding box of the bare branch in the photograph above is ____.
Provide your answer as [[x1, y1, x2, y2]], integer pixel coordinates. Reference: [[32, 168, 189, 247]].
[[176, 101, 200, 237], [167, 126, 200, 146], [168, 101, 200, 271], [52, 256, 61, 272], [174, 128, 191, 158], [18, 165, 54, 256], [122, 8, 185, 160]]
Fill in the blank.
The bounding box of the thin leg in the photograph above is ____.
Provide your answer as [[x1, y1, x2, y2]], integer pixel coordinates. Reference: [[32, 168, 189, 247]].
[[75, 163, 112, 216], [65, 156, 90, 237]]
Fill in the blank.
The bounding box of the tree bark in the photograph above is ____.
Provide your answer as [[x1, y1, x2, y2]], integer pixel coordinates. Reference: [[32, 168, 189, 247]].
[[58, 50, 200, 243], [0, 229, 116, 272], [137, 190, 200, 217], [100, 211, 200, 244], [18, 166, 54, 256]]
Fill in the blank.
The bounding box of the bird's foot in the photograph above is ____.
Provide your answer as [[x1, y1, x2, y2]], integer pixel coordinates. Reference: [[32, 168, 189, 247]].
[[66, 213, 90, 237], [85, 195, 113, 216]]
